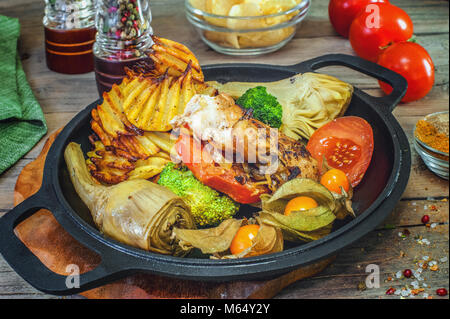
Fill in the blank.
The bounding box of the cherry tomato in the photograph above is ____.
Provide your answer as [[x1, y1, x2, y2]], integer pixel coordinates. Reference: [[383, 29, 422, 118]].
[[284, 196, 319, 216], [377, 42, 435, 102], [230, 224, 260, 255], [349, 3, 413, 62], [320, 168, 350, 194], [306, 116, 374, 188], [328, 0, 389, 38]]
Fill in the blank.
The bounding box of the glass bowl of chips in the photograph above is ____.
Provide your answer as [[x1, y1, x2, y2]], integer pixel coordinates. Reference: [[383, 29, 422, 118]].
[[185, 0, 310, 55]]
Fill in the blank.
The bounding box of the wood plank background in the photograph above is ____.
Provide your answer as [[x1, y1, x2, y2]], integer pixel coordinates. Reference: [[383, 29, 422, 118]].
[[0, 0, 448, 299]]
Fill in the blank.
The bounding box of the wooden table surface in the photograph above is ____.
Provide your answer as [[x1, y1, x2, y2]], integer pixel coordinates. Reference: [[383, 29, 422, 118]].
[[0, 0, 448, 299]]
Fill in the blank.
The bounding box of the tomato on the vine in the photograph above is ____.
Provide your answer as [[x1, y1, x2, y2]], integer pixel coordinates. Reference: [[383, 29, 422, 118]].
[[306, 116, 374, 188], [328, 0, 389, 38], [377, 42, 435, 102], [349, 2, 413, 62]]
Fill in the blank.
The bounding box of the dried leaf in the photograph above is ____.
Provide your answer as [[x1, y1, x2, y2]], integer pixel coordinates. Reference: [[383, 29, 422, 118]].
[[173, 219, 243, 254], [261, 178, 337, 212], [259, 178, 338, 242], [233, 218, 283, 258], [330, 180, 355, 219], [258, 207, 335, 233]]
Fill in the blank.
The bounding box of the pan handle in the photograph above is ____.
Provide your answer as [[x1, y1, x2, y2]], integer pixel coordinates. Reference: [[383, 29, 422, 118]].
[[290, 54, 408, 112], [0, 189, 123, 295]]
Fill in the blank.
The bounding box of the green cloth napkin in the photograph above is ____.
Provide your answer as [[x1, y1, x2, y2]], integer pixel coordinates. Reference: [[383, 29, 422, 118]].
[[0, 15, 47, 174]]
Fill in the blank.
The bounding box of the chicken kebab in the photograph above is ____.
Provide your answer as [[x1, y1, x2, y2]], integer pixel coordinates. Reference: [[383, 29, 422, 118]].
[[171, 93, 320, 204]]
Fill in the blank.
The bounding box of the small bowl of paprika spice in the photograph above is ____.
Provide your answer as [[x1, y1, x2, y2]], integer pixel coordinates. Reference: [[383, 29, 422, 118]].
[[413, 111, 449, 180]]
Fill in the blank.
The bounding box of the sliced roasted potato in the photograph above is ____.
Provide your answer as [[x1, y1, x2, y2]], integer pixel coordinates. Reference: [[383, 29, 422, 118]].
[[86, 138, 170, 184], [85, 37, 216, 183], [154, 151, 171, 160], [96, 100, 127, 139], [146, 74, 171, 131], [128, 157, 170, 180], [91, 117, 112, 147], [144, 131, 176, 154], [133, 134, 161, 156], [94, 81, 143, 138], [123, 66, 210, 132], [149, 36, 204, 82], [87, 141, 136, 185], [86, 141, 105, 159]]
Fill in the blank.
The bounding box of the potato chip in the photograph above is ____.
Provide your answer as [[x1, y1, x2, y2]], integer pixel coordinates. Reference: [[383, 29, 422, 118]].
[[227, 2, 267, 30], [189, 0, 207, 11], [238, 27, 294, 48], [264, 13, 294, 27], [206, 0, 243, 15], [196, 0, 302, 49], [204, 0, 244, 27], [260, 0, 300, 15], [204, 30, 240, 49]]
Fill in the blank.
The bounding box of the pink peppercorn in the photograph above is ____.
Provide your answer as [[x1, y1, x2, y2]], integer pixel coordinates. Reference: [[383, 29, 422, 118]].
[[436, 288, 448, 296], [386, 287, 396, 295], [403, 269, 412, 278]]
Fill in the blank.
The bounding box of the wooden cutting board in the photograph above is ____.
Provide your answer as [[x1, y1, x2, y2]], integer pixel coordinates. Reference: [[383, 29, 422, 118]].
[[12, 129, 334, 299]]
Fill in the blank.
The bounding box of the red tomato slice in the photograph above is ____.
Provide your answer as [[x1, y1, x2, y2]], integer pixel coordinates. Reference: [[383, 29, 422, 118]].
[[306, 116, 374, 188]]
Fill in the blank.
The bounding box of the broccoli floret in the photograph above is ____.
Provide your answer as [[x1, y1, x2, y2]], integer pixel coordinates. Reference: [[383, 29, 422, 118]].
[[236, 86, 283, 128], [157, 162, 240, 227]]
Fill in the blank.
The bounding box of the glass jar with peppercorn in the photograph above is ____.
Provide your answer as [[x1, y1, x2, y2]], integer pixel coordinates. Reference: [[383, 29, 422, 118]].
[[43, 0, 96, 74], [93, 0, 154, 95]]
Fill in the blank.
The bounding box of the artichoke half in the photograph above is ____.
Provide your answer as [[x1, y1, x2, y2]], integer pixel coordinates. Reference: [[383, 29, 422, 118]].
[[64, 142, 196, 256]]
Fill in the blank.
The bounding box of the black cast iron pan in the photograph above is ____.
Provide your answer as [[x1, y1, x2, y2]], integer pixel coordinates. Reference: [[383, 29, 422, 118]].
[[0, 54, 411, 295]]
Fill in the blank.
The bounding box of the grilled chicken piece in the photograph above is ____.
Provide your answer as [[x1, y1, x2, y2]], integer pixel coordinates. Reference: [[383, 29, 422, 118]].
[[171, 94, 320, 189]]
